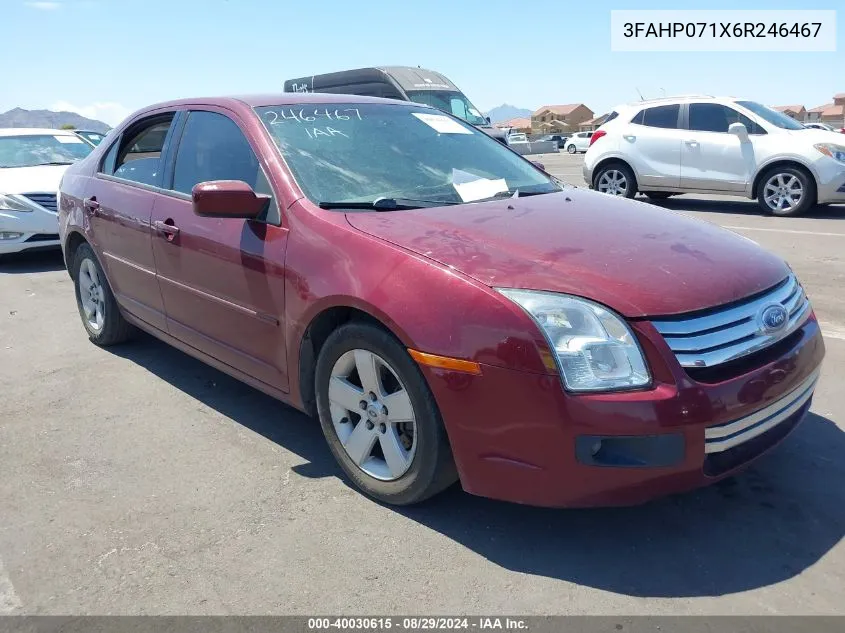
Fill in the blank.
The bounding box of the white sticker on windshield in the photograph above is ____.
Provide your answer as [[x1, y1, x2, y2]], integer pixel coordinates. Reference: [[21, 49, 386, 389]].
[[412, 112, 472, 134], [451, 169, 508, 202], [55, 135, 84, 144]]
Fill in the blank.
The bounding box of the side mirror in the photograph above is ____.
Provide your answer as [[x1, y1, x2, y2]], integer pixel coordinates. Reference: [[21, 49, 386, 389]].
[[531, 160, 546, 171], [192, 180, 271, 219], [728, 122, 749, 141], [485, 116, 491, 124]]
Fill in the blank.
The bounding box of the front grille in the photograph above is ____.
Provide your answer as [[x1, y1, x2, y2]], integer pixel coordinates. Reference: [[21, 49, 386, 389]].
[[703, 399, 810, 477], [22, 193, 58, 213], [704, 368, 819, 454], [651, 275, 811, 368], [24, 233, 59, 242]]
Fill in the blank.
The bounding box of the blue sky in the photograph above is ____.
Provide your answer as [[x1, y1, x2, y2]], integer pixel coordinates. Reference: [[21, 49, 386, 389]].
[[4, 0, 843, 125]]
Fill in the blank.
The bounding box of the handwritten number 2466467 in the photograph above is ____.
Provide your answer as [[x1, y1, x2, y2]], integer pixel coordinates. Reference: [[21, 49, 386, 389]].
[[265, 108, 362, 124]]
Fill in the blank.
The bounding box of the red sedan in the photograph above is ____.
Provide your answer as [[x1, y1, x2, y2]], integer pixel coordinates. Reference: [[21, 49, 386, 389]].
[[57, 94, 825, 507]]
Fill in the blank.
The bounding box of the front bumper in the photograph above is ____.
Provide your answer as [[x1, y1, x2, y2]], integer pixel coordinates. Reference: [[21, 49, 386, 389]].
[[0, 205, 60, 255], [814, 159, 845, 204], [423, 316, 825, 507]]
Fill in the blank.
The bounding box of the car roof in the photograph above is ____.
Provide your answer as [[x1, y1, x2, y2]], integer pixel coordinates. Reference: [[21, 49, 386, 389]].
[[611, 95, 746, 112], [0, 127, 80, 137], [140, 93, 411, 111]]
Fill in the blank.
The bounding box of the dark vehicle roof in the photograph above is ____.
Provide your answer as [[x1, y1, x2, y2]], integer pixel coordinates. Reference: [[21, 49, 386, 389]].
[[285, 66, 462, 93]]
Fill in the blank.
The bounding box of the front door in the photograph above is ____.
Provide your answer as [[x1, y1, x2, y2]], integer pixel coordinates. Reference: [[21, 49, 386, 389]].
[[84, 114, 176, 331], [680, 102, 760, 193], [150, 109, 289, 391]]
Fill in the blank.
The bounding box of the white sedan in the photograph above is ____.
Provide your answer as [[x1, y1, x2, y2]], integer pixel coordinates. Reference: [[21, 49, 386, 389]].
[[0, 128, 93, 255], [564, 131, 594, 154]]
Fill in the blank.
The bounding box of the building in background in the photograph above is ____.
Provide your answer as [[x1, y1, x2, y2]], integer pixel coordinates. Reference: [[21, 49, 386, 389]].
[[493, 117, 532, 134], [772, 105, 806, 121], [806, 94, 845, 126], [531, 104, 593, 135], [580, 113, 610, 132]]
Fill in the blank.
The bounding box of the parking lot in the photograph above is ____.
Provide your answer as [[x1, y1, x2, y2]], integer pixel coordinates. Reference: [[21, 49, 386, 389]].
[[1, 152, 844, 615]]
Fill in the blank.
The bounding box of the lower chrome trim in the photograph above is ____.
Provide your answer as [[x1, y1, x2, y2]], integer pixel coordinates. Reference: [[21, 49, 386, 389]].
[[704, 368, 820, 453]]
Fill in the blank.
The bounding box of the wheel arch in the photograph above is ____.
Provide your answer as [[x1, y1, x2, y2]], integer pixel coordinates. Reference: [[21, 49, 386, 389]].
[[63, 229, 90, 279], [751, 159, 818, 200], [590, 156, 639, 189], [296, 300, 413, 418]]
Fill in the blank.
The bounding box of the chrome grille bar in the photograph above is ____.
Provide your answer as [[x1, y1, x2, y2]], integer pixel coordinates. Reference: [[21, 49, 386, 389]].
[[652, 275, 811, 368], [704, 368, 819, 453]]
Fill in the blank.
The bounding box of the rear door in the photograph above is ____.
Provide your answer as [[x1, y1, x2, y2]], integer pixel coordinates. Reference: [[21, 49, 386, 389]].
[[84, 113, 177, 331], [619, 104, 683, 189], [150, 108, 289, 391], [680, 102, 761, 192]]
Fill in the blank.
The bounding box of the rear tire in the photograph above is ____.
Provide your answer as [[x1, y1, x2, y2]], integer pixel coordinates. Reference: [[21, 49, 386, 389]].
[[314, 322, 458, 505], [567, 144, 577, 154], [757, 166, 815, 217], [72, 242, 135, 346], [593, 162, 638, 199]]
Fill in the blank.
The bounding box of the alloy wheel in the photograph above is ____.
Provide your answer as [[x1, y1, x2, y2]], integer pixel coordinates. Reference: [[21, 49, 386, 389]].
[[78, 258, 105, 332], [763, 173, 804, 213], [327, 349, 417, 481], [597, 169, 629, 196]]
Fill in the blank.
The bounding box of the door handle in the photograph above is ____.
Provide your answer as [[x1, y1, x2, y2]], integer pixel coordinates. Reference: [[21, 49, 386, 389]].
[[153, 219, 180, 243], [685, 140, 699, 146], [83, 197, 100, 216]]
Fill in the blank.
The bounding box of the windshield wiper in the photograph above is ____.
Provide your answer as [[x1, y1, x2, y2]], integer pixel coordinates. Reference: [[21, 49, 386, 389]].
[[319, 197, 459, 211], [32, 161, 75, 166]]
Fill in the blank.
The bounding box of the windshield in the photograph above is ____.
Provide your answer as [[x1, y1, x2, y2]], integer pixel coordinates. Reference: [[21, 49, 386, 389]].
[[0, 134, 94, 168], [255, 103, 559, 207], [735, 101, 806, 130], [404, 91, 487, 126]]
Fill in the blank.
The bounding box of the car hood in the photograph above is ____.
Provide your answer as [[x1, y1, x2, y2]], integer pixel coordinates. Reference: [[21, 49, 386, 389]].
[[0, 165, 69, 194], [345, 189, 790, 318]]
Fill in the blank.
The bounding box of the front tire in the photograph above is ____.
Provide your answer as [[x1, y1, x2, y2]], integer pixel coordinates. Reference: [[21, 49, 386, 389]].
[[314, 322, 458, 505], [757, 166, 815, 217], [72, 242, 135, 345], [594, 163, 637, 199]]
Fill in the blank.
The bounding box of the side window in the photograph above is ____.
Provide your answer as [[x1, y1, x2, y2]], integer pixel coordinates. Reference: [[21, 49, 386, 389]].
[[112, 116, 174, 186], [171, 111, 279, 223], [727, 108, 765, 135], [640, 104, 680, 129], [99, 139, 119, 175], [689, 104, 734, 133]]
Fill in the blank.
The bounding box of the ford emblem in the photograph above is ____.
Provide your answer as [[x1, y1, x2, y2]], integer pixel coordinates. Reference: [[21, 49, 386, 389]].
[[759, 304, 789, 334]]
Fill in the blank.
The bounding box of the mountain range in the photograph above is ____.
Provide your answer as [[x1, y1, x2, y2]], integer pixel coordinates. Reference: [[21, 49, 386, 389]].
[[485, 104, 533, 123], [0, 108, 111, 132]]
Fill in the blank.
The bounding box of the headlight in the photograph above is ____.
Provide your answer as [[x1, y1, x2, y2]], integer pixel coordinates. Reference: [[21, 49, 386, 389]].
[[497, 289, 651, 392], [0, 194, 33, 212], [814, 143, 845, 164]]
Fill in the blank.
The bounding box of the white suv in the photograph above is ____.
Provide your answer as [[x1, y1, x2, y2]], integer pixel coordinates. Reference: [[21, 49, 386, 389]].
[[583, 96, 845, 216]]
